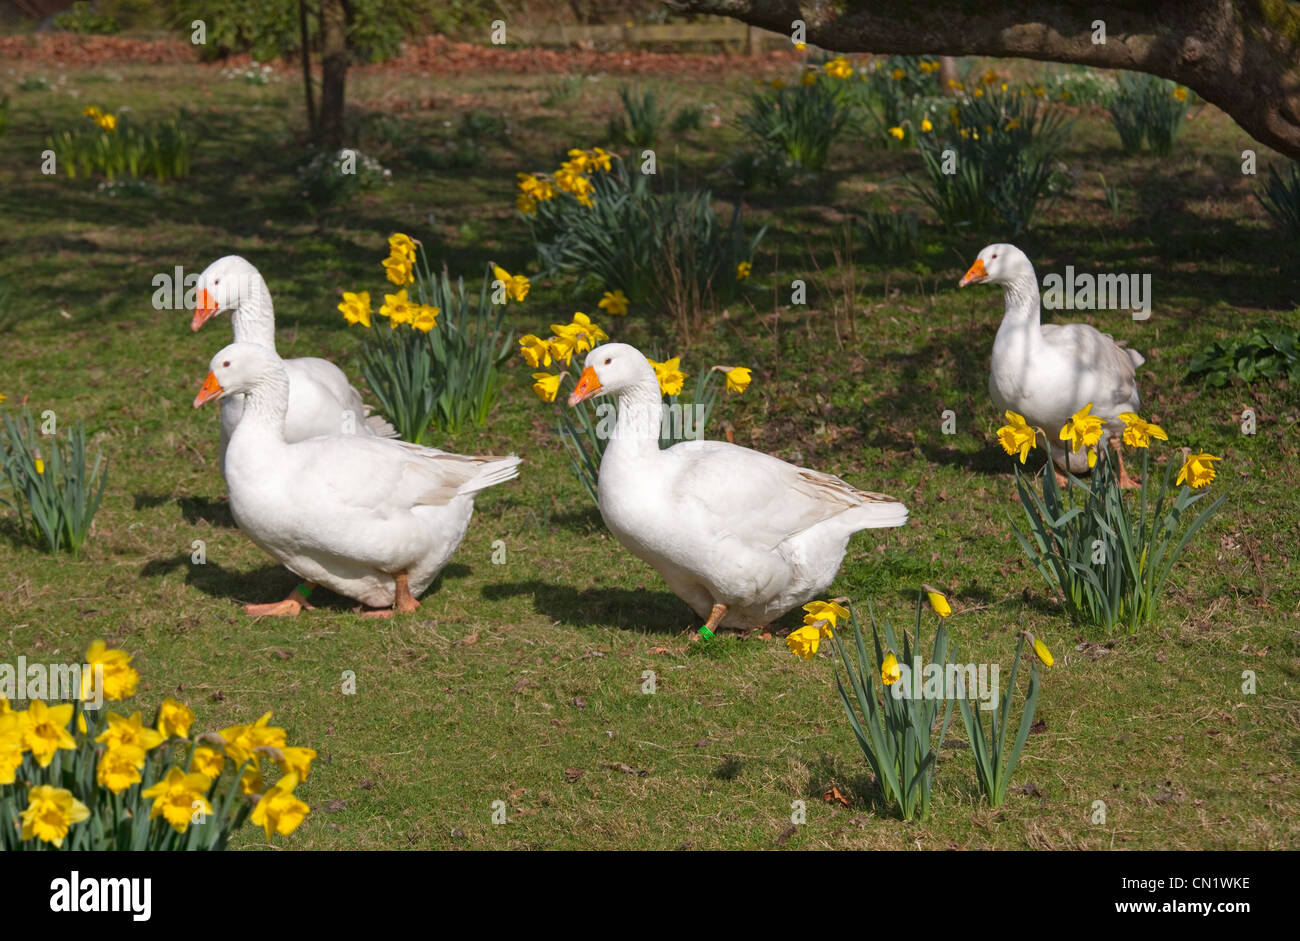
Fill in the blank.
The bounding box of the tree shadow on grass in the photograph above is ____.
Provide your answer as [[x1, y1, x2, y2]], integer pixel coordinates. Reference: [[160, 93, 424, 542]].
[[480, 579, 690, 634]]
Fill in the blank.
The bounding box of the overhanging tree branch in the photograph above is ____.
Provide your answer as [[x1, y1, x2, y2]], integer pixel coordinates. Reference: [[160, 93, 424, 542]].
[[664, 0, 1300, 159]]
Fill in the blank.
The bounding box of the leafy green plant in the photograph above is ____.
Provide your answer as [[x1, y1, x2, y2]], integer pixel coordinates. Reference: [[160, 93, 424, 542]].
[[737, 78, 854, 172], [856, 207, 919, 260], [1257, 161, 1300, 238], [1185, 324, 1300, 387], [957, 632, 1046, 808], [522, 153, 765, 327], [47, 112, 194, 182], [607, 86, 670, 149], [1107, 72, 1191, 155], [542, 73, 585, 108], [1099, 173, 1122, 221], [297, 147, 390, 206], [0, 407, 107, 555], [353, 251, 512, 443], [911, 82, 1070, 235], [1037, 65, 1115, 108], [827, 596, 955, 821], [0, 96, 8, 139], [18, 76, 52, 92], [859, 55, 943, 130], [53, 2, 121, 34], [1005, 417, 1226, 632]]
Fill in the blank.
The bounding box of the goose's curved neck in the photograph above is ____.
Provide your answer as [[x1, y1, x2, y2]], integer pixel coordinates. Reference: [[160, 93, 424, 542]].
[[608, 379, 665, 459], [231, 272, 277, 350], [239, 366, 290, 438], [1000, 270, 1042, 332]]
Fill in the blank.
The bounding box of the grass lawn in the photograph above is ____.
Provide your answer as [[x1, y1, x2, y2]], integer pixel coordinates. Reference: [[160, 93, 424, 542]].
[[0, 50, 1296, 850]]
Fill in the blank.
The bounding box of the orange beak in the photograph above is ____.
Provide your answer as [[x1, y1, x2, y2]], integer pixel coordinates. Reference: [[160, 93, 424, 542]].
[[193, 371, 223, 408], [958, 258, 988, 287], [567, 366, 602, 407], [191, 288, 220, 332]]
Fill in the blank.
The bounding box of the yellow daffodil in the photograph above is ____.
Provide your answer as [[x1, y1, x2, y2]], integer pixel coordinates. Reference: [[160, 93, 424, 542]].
[[492, 265, 530, 303], [240, 763, 264, 796], [97, 711, 165, 752], [532, 372, 562, 403], [380, 289, 414, 326], [22, 700, 77, 768], [888, 126, 905, 140], [80, 639, 139, 702], [825, 57, 852, 79], [891, 67, 905, 81], [1059, 403, 1106, 468], [588, 148, 613, 172], [982, 69, 998, 85], [410, 304, 439, 332], [516, 193, 538, 214], [20, 785, 90, 847], [648, 356, 687, 396], [250, 772, 310, 838], [551, 312, 607, 355], [0, 712, 26, 786], [554, 164, 595, 206], [881, 652, 902, 685], [190, 745, 225, 779], [770, 78, 785, 90], [800, 70, 816, 87], [82, 105, 102, 120], [0, 393, 6, 404], [920, 118, 933, 132], [518, 334, 552, 368], [338, 291, 372, 328], [1173, 87, 1187, 102], [220, 711, 286, 766], [948, 79, 964, 90], [565, 148, 592, 173], [1176, 452, 1221, 489], [142, 767, 213, 833], [156, 698, 194, 739], [722, 366, 751, 394], [801, 600, 849, 631], [736, 261, 752, 280], [1030, 634, 1054, 667], [35, 459, 44, 474], [1118, 412, 1168, 448], [548, 333, 579, 367], [785, 624, 823, 659], [1004, 117, 1020, 131], [794, 42, 806, 51], [997, 410, 1037, 463], [96, 744, 146, 794], [923, 586, 952, 617], [382, 253, 414, 286], [98, 113, 117, 132], [388, 232, 417, 263], [973, 87, 984, 98], [598, 289, 629, 316], [278, 745, 317, 780]]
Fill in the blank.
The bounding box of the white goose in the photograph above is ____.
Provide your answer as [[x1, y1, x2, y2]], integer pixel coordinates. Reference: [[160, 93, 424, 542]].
[[568, 343, 907, 633], [191, 255, 396, 475], [193, 342, 520, 617], [959, 243, 1145, 486]]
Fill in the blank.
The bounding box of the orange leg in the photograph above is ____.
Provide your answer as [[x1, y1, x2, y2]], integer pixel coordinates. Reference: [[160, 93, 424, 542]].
[[360, 572, 420, 618], [688, 602, 728, 642], [245, 582, 315, 618]]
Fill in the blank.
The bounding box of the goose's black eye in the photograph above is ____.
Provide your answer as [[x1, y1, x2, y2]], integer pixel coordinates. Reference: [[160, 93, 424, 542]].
[[604, 357, 612, 365], [991, 253, 998, 259], [222, 361, 230, 368], [214, 279, 221, 285]]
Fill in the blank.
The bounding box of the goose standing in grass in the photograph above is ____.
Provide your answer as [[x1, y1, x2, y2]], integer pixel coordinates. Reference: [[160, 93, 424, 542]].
[[194, 342, 520, 617], [191, 255, 396, 475], [567, 343, 907, 634], [959, 243, 1145, 486]]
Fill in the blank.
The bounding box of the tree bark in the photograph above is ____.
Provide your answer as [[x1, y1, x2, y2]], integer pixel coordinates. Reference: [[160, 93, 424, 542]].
[[318, 0, 349, 150], [298, 0, 317, 142], [663, 0, 1300, 160]]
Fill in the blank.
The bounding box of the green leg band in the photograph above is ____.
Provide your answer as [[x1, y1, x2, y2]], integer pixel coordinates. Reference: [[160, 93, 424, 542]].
[[295, 583, 314, 600], [698, 626, 715, 639]]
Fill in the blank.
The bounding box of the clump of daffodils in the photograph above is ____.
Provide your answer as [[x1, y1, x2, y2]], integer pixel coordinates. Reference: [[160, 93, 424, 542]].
[[0, 640, 313, 850], [339, 233, 440, 333], [520, 312, 611, 402], [515, 147, 615, 214]]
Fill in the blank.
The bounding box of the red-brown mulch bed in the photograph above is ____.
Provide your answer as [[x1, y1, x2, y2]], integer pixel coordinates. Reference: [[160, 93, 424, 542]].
[[0, 32, 803, 76]]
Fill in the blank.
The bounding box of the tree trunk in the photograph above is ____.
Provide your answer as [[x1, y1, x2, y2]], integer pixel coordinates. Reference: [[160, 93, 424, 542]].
[[938, 56, 959, 96], [318, 0, 348, 150], [664, 0, 1300, 160], [298, 0, 317, 142]]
